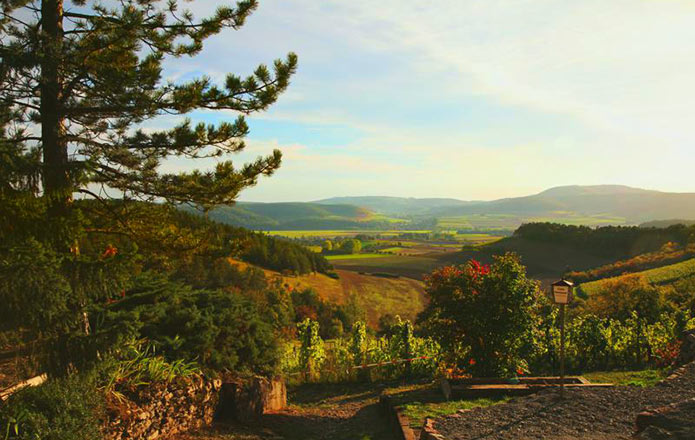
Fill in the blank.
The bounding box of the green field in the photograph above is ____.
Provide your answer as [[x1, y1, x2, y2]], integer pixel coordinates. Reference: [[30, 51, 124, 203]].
[[436, 214, 628, 231], [379, 246, 406, 253], [265, 230, 432, 238], [580, 258, 695, 295], [325, 253, 391, 260]]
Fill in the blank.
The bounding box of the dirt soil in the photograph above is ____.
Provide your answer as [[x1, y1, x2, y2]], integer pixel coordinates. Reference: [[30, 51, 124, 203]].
[[433, 362, 695, 440], [173, 382, 396, 440]]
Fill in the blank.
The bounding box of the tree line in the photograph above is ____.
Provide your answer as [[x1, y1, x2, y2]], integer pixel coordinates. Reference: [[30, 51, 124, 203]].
[[515, 222, 695, 258]]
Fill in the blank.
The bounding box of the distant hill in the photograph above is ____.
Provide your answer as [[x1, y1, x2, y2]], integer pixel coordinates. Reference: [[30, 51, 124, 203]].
[[182, 202, 404, 230], [315, 196, 474, 216], [189, 185, 695, 231], [433, 185, 695, 222]]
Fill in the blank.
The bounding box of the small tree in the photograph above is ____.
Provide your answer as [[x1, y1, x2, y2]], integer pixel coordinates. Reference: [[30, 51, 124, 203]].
[[341, 239, 362, 254], [322, 240, 333, 252], [419, 253, 539, 377]]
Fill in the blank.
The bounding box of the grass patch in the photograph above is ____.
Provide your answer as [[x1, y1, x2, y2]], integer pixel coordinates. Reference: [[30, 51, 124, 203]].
[[400, 397, 510, 430], [384, 383, 509, 432], [583, 369, 667, 387]]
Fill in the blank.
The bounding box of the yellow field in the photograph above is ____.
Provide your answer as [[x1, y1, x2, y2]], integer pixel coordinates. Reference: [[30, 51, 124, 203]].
[[229, 257, 425, 327]]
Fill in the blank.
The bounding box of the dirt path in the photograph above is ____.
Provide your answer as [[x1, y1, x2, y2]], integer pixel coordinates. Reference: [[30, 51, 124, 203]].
[[433, 362, 695, 440], [174, 383, 395, 440]]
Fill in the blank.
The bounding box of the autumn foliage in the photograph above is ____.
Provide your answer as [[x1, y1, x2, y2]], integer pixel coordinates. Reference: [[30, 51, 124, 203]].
[[419, 253, 539, 377]]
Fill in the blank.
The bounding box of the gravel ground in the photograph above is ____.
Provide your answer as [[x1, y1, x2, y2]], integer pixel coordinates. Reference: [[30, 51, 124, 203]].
[[434, 362, 695, 440]]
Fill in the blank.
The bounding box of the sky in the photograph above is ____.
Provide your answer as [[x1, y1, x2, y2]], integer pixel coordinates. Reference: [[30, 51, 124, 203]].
[[158, 0, 695, 202]]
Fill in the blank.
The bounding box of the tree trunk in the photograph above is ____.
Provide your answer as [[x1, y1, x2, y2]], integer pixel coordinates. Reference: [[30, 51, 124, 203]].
[[40, 0, 69, 214]]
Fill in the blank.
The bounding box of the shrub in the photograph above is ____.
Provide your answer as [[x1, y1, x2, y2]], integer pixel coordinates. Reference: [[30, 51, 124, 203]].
[[583, 274, 668, 323], [419, 253, 539, 377], [0, 375, 104, 440], [93, 273, 280, 375]]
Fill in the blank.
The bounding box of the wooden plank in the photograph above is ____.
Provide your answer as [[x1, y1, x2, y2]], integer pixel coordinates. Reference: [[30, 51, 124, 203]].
[[0, 374, 47, 401]]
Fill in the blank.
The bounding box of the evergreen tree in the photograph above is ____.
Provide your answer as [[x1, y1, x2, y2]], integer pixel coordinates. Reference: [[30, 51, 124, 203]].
[[0, 0, 296, 372], [1, 0, 297, 214]]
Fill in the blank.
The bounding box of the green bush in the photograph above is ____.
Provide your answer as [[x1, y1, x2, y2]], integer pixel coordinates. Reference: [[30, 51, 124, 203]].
[[93, 273, 280, 375], [419, 254, 539, 377], [0, 376, 104, 440]]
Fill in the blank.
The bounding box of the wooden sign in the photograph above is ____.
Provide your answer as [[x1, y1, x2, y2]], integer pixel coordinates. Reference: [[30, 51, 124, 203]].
[[551, 280, 573, 304]]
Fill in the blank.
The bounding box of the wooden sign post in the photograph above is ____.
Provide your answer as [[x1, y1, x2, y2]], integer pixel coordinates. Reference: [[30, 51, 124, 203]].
[[551, 279, 574, 399]]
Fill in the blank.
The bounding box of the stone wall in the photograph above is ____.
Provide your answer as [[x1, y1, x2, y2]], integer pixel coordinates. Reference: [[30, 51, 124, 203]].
[[104, 376, 221, 440], [216, 376, 286, 424]]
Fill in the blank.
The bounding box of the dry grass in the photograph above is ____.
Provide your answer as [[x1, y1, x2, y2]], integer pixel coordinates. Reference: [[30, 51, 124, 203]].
[[286, 270, 426, 327]]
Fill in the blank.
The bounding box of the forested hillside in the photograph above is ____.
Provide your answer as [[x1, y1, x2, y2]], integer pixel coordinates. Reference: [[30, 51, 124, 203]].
[[182, 202, 405, 230], [439, 222, 695, 280]]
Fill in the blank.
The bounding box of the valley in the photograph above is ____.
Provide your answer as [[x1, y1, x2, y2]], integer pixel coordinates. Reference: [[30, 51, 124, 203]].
[[3, 0, 695, 436]]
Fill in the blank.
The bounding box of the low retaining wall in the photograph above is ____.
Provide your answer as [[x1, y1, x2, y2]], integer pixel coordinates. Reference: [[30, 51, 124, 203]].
[[104, 376, 221, 440], [379, 393, 416, 440]]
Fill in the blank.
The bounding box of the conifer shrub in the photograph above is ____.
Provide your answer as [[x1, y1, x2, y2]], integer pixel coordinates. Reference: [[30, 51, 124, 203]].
[[92, 273, 280, 375]]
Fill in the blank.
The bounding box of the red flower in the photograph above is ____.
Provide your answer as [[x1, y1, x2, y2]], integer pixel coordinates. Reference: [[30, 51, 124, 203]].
[[517, 368, 524, 376], [469, 358, 476, 366], [101, 244, 118, 259]]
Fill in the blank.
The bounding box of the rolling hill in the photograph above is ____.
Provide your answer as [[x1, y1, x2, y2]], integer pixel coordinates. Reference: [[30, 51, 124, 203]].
[[229, 258, 425, 328], [315, 196, 475, 216], [579, 258, 695, 296], [189, 185, 695, 231], [433, 185, 695, 222], [181, 202, 405, 230]]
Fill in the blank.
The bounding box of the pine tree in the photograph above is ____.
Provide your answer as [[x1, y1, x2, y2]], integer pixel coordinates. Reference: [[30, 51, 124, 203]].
[[0, 0, 296, 370], [1, 0, 297, 214]]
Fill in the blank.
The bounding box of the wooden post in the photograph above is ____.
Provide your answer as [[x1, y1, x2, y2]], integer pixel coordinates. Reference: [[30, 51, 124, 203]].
[[560, 303, 566, 399]]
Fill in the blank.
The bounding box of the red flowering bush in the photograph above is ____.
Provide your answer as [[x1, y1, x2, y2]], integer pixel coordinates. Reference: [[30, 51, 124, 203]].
[[419, 253, 539, 377], [654, 340, 681, 368]]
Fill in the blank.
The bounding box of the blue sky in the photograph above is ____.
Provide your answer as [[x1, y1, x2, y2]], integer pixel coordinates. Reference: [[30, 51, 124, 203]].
[[159, 0, 695, 202]]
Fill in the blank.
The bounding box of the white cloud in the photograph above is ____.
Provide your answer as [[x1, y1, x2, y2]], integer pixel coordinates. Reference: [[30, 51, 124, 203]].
[[155, 1, 695, 200]]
